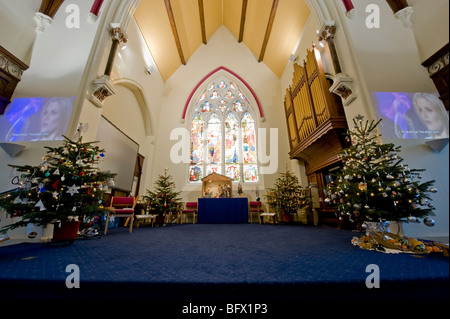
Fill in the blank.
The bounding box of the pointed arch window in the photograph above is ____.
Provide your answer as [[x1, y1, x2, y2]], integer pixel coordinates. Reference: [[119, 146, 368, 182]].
[[189, 77, 259, 183]]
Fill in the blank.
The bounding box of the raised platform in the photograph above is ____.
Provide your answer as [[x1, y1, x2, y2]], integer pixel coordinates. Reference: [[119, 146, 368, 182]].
[[0, 224, 448, 309]]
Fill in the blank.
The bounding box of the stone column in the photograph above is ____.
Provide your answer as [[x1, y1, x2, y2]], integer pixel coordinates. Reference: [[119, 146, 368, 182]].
[[89, 24, 128, 108]]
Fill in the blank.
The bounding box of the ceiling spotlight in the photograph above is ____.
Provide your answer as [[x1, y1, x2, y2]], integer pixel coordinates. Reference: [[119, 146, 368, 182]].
[[289, 54, 298, 63], [146, 66, 153, 75]]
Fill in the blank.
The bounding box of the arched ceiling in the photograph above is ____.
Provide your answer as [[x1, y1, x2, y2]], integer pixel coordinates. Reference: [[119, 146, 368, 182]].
[[134, 0, 310, 81]]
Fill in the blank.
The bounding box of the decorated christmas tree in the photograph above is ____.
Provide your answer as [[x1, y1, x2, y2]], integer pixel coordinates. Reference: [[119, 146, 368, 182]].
[[326, 116, 437, 229], [143, 168, 182, 218], [0, 136, 116, 233], [266, 170, 310, 222]]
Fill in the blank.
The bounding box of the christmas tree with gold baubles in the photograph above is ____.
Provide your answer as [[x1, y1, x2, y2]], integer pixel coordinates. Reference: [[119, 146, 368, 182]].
[[266, 170, 310, 222], [326, 116, 437, 230]]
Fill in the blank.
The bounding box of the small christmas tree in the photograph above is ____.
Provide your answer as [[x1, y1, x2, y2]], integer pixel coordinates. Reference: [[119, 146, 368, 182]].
[[0, 136, 116, 233], [266, 170, 310, 222], [143, 168, 182, 218], [326, 116, 437, 228]]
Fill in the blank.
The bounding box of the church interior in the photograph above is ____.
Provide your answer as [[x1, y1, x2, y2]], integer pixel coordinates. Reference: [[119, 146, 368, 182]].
[[0, 0, 448, 305]]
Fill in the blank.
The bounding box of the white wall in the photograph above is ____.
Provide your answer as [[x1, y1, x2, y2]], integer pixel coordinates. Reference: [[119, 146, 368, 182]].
[[408, 0, 449, 62], [277, 0, 449, 240], [151, 26, 290, 202], [12, 0, 99, 99], [341, 0, 448, 240], [1, 0, 447, 241], [99, 18, 164, 196], [302, 0, 449, 240], [0, 0, 103, 192], [0, 0, 141, 241], [0, 0, 40, 65]]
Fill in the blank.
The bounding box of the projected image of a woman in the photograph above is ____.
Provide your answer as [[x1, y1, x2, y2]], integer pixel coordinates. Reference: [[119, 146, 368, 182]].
[[413, 93, 449, 139], [37, 97, 72, 140], [13, 97, 73, 141]]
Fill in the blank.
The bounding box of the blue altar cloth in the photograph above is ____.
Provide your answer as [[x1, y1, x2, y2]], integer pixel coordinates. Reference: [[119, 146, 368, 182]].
[[198, 198, 248, 223]]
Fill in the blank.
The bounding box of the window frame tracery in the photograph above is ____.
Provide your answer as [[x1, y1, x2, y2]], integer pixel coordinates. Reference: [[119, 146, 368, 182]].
[[188, 76, 259, 184]]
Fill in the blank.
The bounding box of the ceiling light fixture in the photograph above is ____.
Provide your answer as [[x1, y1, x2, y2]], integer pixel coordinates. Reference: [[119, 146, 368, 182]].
[[289, 54, 298, 63]]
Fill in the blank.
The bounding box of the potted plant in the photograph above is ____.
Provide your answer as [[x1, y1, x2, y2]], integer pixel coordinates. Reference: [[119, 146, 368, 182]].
[[0, 136, 116, 243], [266, 171, 310, 223]]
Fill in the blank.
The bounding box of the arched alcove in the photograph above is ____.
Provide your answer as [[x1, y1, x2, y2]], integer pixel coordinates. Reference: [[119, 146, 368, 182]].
[[113, 78, 154, 137]]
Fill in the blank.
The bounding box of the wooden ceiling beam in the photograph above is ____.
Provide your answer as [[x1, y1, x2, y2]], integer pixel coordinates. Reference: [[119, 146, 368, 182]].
[[165, 0, 186, 65], [258, 0, 278, 63], [38, 0, 65, 18], [385, 0, 409, 13], [198, 0, 207, 44], [238, 0, 248, 43]]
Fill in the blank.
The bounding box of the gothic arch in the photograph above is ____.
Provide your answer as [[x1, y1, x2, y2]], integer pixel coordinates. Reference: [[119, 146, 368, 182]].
[[182, 66, 264, 122]]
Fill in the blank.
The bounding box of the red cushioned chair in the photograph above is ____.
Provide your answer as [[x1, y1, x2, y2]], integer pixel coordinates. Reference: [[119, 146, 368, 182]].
[[249, 201, 264, 224], [104, 196, 138, 234], [180, 202, 197, 224]]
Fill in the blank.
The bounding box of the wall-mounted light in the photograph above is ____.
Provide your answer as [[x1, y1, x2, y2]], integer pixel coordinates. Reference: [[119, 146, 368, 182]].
[[146, 66, 153, 75], [289, 54, 298, 63]]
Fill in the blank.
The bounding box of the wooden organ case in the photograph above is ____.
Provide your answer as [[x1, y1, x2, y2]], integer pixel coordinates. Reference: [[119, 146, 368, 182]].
[[284, 46, 350, 218]]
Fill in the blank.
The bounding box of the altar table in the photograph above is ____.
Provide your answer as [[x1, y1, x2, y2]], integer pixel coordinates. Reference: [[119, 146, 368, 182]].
[[198, 198, 249, 224]]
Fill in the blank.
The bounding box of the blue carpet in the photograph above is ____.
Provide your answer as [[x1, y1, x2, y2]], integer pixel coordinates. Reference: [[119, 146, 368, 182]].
[[0, 224, 448, 304]]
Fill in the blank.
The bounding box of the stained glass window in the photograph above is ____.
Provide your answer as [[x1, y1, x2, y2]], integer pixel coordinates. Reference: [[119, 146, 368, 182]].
[[242, 112, 258, 182], [197, 91, 206, 103], [207, 114, 221, 168], [225, 90, 235, 99], [189, 114, 204, 182], [202, 101, 215, 112], [210, 91, 220, 99], [218, 81, 227, 89], [225, 113, 239, 181], [189, 77, 258, 183], [238, 92, 248, 102], [218, 100, 227, 112], [233, 101, 244, 112]]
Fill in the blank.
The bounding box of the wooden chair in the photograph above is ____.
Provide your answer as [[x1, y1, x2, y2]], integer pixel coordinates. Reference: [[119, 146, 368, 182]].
[[180, 202, 198, 224], [104, 196, 138, 234], [249, 201, 264, 224]]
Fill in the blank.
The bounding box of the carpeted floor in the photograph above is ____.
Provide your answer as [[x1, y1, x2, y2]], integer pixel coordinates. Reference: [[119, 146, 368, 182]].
[[0, 223, 448, 305]]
